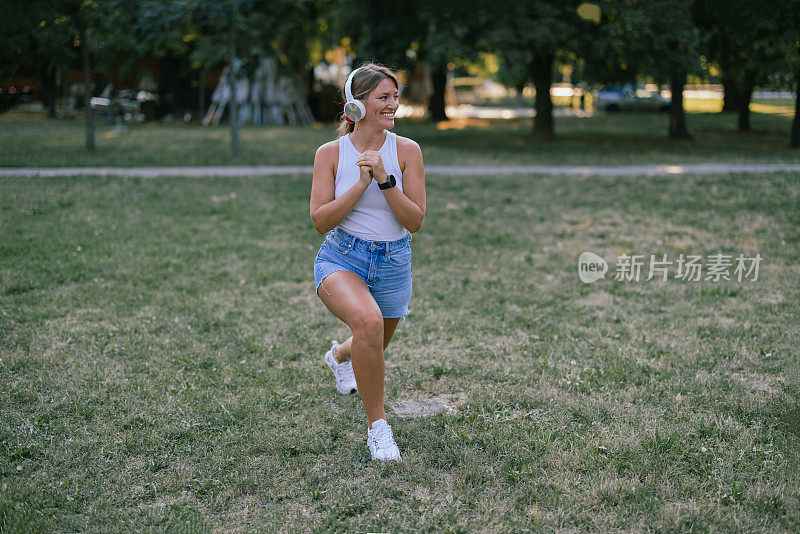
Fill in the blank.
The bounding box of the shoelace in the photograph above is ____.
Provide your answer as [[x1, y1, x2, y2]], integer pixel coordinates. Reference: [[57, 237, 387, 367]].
[[371, 425, 394, 452], [334, 359, 344, 380], [332, 346, 350, 381], [339, 360, 356, 384]]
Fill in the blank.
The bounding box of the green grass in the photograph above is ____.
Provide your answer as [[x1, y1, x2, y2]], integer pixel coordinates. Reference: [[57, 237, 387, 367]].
[[1, 170, 799, 531], [1, 102, 798, 168]]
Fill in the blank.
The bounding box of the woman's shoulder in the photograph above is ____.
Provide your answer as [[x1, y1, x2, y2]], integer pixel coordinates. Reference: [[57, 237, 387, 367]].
[[314, 139, 340, 164], [394, 134, 422, 158]]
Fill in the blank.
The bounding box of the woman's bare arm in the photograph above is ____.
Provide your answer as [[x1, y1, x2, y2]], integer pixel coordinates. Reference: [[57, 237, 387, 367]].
[[309, 141, 372, 233]]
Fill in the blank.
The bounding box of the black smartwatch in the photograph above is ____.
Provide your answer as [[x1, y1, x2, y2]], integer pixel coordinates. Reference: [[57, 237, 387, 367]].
[[378, 174, 396, 190]]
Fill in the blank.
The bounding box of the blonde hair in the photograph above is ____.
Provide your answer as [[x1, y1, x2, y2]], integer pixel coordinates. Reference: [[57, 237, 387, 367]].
[[337, 62, 399, 138]]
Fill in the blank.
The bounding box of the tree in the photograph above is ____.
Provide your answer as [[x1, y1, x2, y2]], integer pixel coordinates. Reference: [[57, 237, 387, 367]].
[[333, 0, 417, 96], [787, 0, 800, 148], [337, 0, 486, 122], [650, 0, 698, 139], [182, 0, 327, 152], [144, 0, 245, 152], [1, 1, 78, 118], [413, 0, 488, 122], [486, 0, 586, 140], [2, 0, 143, 147], [76, 9, 95, 149], [693, 0, 794, 132], [791, 42, 800, 148], [137, 0, 315, 153], [583, 0, 698, 139], [137, 0, 205, 115]]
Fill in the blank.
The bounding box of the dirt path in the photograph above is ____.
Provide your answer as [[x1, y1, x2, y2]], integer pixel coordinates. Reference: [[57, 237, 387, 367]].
[[1, 163, 799, 177]]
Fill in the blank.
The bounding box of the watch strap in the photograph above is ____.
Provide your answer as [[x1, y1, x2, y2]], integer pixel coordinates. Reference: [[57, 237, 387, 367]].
[[378, 174, 396, 190]]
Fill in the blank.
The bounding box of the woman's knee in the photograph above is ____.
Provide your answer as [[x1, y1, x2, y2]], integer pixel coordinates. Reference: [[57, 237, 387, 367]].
[[350, 311, 384, 340]]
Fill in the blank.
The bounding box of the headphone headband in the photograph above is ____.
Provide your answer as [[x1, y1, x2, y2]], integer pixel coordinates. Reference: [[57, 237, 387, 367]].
[[343, 66, 367, 122], [344, 66, 362, 102]]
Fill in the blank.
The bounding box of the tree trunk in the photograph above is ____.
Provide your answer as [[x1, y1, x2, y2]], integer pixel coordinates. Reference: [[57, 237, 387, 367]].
[[668, 72, 691, 139], [428, 63, 448, 122], [737, 80, 754, 132], [791, 68, 800, 148], [42, 66, 57, 118], [721, 72, 737, 112], [531, 53, 554, 141], [305, 64, 314, 102], [79, 20, 95, 150], [228, 8, 240, 155], [198, 66, 205, 117]]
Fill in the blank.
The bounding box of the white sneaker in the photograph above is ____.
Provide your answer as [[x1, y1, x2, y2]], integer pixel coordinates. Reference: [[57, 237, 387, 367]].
[[324, 341, 357, 395], [367, 419, 402, 462]]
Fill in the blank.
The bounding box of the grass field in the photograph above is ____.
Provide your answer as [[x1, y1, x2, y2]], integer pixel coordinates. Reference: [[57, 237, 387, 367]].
[[1, 168, 799, 531], [1, 97, 798, 168]]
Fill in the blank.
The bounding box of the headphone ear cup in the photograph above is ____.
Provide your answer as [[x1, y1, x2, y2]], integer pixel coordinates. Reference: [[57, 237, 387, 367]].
[[344, 99, 366, 122]]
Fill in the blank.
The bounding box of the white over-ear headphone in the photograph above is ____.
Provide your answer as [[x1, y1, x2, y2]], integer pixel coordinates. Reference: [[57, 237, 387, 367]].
[[343, 66, 366, 122]]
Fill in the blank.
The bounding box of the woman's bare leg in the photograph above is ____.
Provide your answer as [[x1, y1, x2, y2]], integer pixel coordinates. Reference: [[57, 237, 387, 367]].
[[318, 271, 388, 428], [335, 317, 400, 362]]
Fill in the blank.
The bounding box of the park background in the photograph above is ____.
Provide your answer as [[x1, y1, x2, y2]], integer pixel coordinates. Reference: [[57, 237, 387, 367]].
[[2, 0, 800, 532]]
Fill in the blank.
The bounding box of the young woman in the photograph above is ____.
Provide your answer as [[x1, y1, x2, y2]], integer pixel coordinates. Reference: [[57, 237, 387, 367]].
[[309, 63, 426, 462]]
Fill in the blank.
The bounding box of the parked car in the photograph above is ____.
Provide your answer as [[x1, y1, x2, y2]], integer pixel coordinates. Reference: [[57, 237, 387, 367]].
[[594, 85, 670, 112]]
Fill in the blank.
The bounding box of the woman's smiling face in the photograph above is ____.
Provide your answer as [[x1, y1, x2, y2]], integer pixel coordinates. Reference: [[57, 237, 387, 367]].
[[363, 77, 399, 129]]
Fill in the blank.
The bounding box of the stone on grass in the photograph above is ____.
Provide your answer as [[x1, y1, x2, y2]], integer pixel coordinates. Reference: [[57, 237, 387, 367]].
[[391, 399, 454, 418]]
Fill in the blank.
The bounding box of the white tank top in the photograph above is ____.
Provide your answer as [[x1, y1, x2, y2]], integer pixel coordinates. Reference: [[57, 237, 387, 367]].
[[335, 131, 407, 241]]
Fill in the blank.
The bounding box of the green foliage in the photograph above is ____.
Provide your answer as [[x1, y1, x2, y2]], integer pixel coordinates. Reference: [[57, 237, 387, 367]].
[[135, 0, 322, 77], [414, 0, 490, 68], [337, 0, 488, 121], [580, 0, 699, 85], [4, 0, 800, 143], [693, 0, 798, 86], [1, 0, 144, 84], [335, 0, 489, 68], [0, 1, 74, 78], [480, 0, 589, 138], [1, 2, 71, 85], [484, 0, 586, 87], [693, 0, 799, 133], [0, 0, 332, 98], [334, 0, 414, 67]]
